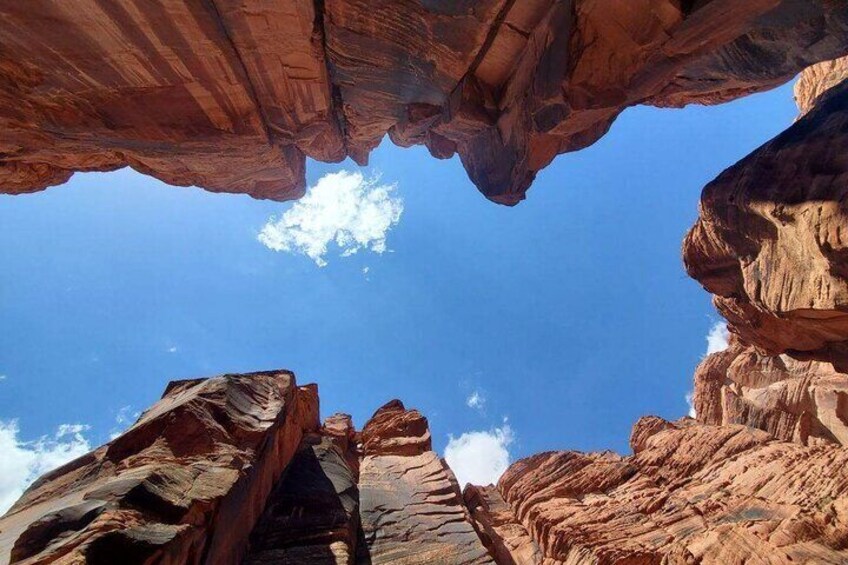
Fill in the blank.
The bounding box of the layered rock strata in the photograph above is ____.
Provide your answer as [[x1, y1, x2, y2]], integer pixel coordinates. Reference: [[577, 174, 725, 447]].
[[2, 1, 848, 203], [3, 371, 847, 564]]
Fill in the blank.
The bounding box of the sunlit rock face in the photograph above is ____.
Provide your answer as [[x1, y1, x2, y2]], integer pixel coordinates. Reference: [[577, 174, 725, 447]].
[[498, 418, 848, 564], [795, 55, 848, 116], [684, 76, 848, 369], [694, 336, 848, 446], [1, 1, 847, 203], [3, 372, 848, 565], [0, 371, 320, 565]]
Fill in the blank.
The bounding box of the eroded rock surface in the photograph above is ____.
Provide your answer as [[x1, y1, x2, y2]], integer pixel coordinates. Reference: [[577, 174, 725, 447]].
[[694, 337, 848, 446], [2, 373, 848, 564], [1, 1, 847, 203], [357, 400, 493, 564], [499, 418, 848, 564], [684, 76, 848, 368], [0, 371, 319, 565]]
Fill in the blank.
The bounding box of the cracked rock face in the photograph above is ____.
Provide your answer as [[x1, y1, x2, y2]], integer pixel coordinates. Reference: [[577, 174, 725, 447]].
[[0, 371, 319, 565], [1, 1, 847, 203], [499, 418, 848, 564]]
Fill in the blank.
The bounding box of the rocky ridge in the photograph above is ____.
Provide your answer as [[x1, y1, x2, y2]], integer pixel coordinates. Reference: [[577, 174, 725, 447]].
[[4, 372, 848, 565], [2, 1, 848, 203]]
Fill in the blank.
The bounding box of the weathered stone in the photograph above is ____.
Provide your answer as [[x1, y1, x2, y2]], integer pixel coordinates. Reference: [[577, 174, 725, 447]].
[[499, 419, 848, 564], [244, 435, 359, 565], [796, 54, 848, 116], [464, 485, 540, 565], [0, 371, 318, 565], [684, 77, 848, 369], [357, 400, 493, 564], [694, 339, 848, 446], [1, 1, 847, 203], [360, 400, 431, 457]]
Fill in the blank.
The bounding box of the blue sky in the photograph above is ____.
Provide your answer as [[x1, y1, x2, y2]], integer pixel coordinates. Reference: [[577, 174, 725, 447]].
[[0, 82, 797, 502]]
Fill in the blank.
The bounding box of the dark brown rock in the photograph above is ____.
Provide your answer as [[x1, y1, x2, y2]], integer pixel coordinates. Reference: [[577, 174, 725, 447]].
[[244, 435, 360, 564], [1, 1, 847, 203]]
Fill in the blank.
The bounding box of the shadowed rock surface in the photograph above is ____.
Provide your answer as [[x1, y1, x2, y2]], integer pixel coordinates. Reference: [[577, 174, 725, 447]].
[[1, 1, 848, 203]]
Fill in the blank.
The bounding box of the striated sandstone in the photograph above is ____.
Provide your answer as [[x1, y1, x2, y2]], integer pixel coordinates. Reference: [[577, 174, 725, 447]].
[[499, 418, 848, 564], [694, 336, 848, 446], [3, 374, 848, 564], [1, 1, 848, 203], [464, 485, 540, 565], [795, 55, 848, 116], [0, 371, 318, 565], [357, 400, 493, 564], [684, 76, 848, 368]]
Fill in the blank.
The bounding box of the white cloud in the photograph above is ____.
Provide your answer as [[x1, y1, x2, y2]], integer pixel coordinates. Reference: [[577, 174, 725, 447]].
[[444, 424, 514, 487], [706, 321, 730, 356], [109, 406, 139, 440], [0, 420, 91, 514], [686, 321, 731, 418], [0, 375, 6, 381], [466, 391, 485, 411], [685, 392, 696, 418], [167, 346, 178, 354], [258, 171, 403, 267]]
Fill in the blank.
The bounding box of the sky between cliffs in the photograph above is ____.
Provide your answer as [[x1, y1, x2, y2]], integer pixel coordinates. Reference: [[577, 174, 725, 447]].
[[0, 82, 795, 505]]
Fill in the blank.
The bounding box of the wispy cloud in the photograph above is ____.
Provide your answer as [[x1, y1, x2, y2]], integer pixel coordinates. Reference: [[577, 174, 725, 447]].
[[466, 390, 485, 412], [685, 392, 696, 418], [108, 405, 140, 440], [0, 420, 91, 514], [705, 321, 729, 356], [0, 375, 6, 382], [258, 171, 403, 267], [686, 320, 731, 418], [444, 422, 514, 487], [167, 346, 178, 354]]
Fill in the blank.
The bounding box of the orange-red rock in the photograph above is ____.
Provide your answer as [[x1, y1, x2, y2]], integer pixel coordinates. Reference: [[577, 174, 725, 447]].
[[684, 76, 848, 368], [694, 338, 848, 446], [0, 371, 318, 565], [795, 55, 848, 116], [499, 418, 848, 564], [1, 1, 847, 203]]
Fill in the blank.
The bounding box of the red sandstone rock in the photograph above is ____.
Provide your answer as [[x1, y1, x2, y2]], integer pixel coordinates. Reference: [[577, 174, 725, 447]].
[[1, 1, 846, 203], [357, 400, 493, 564], [499, 418, 848, 564], [694, 338, 848, 446], [464, 485, 540, 565], [0, 371, 318, 565], [684, 76, 848, 368], [360, 399, 432, 457], [796, 55, 848, 116]]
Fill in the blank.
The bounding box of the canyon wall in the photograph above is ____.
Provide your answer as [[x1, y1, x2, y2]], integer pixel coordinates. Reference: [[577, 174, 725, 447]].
[[1, 1, 848, 204], [3, 372, 847, 565]]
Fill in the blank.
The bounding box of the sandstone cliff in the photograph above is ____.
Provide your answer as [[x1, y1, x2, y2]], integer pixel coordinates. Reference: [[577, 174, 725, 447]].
[[3, 371, 848, 565], [1, 1, 848, 203]]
